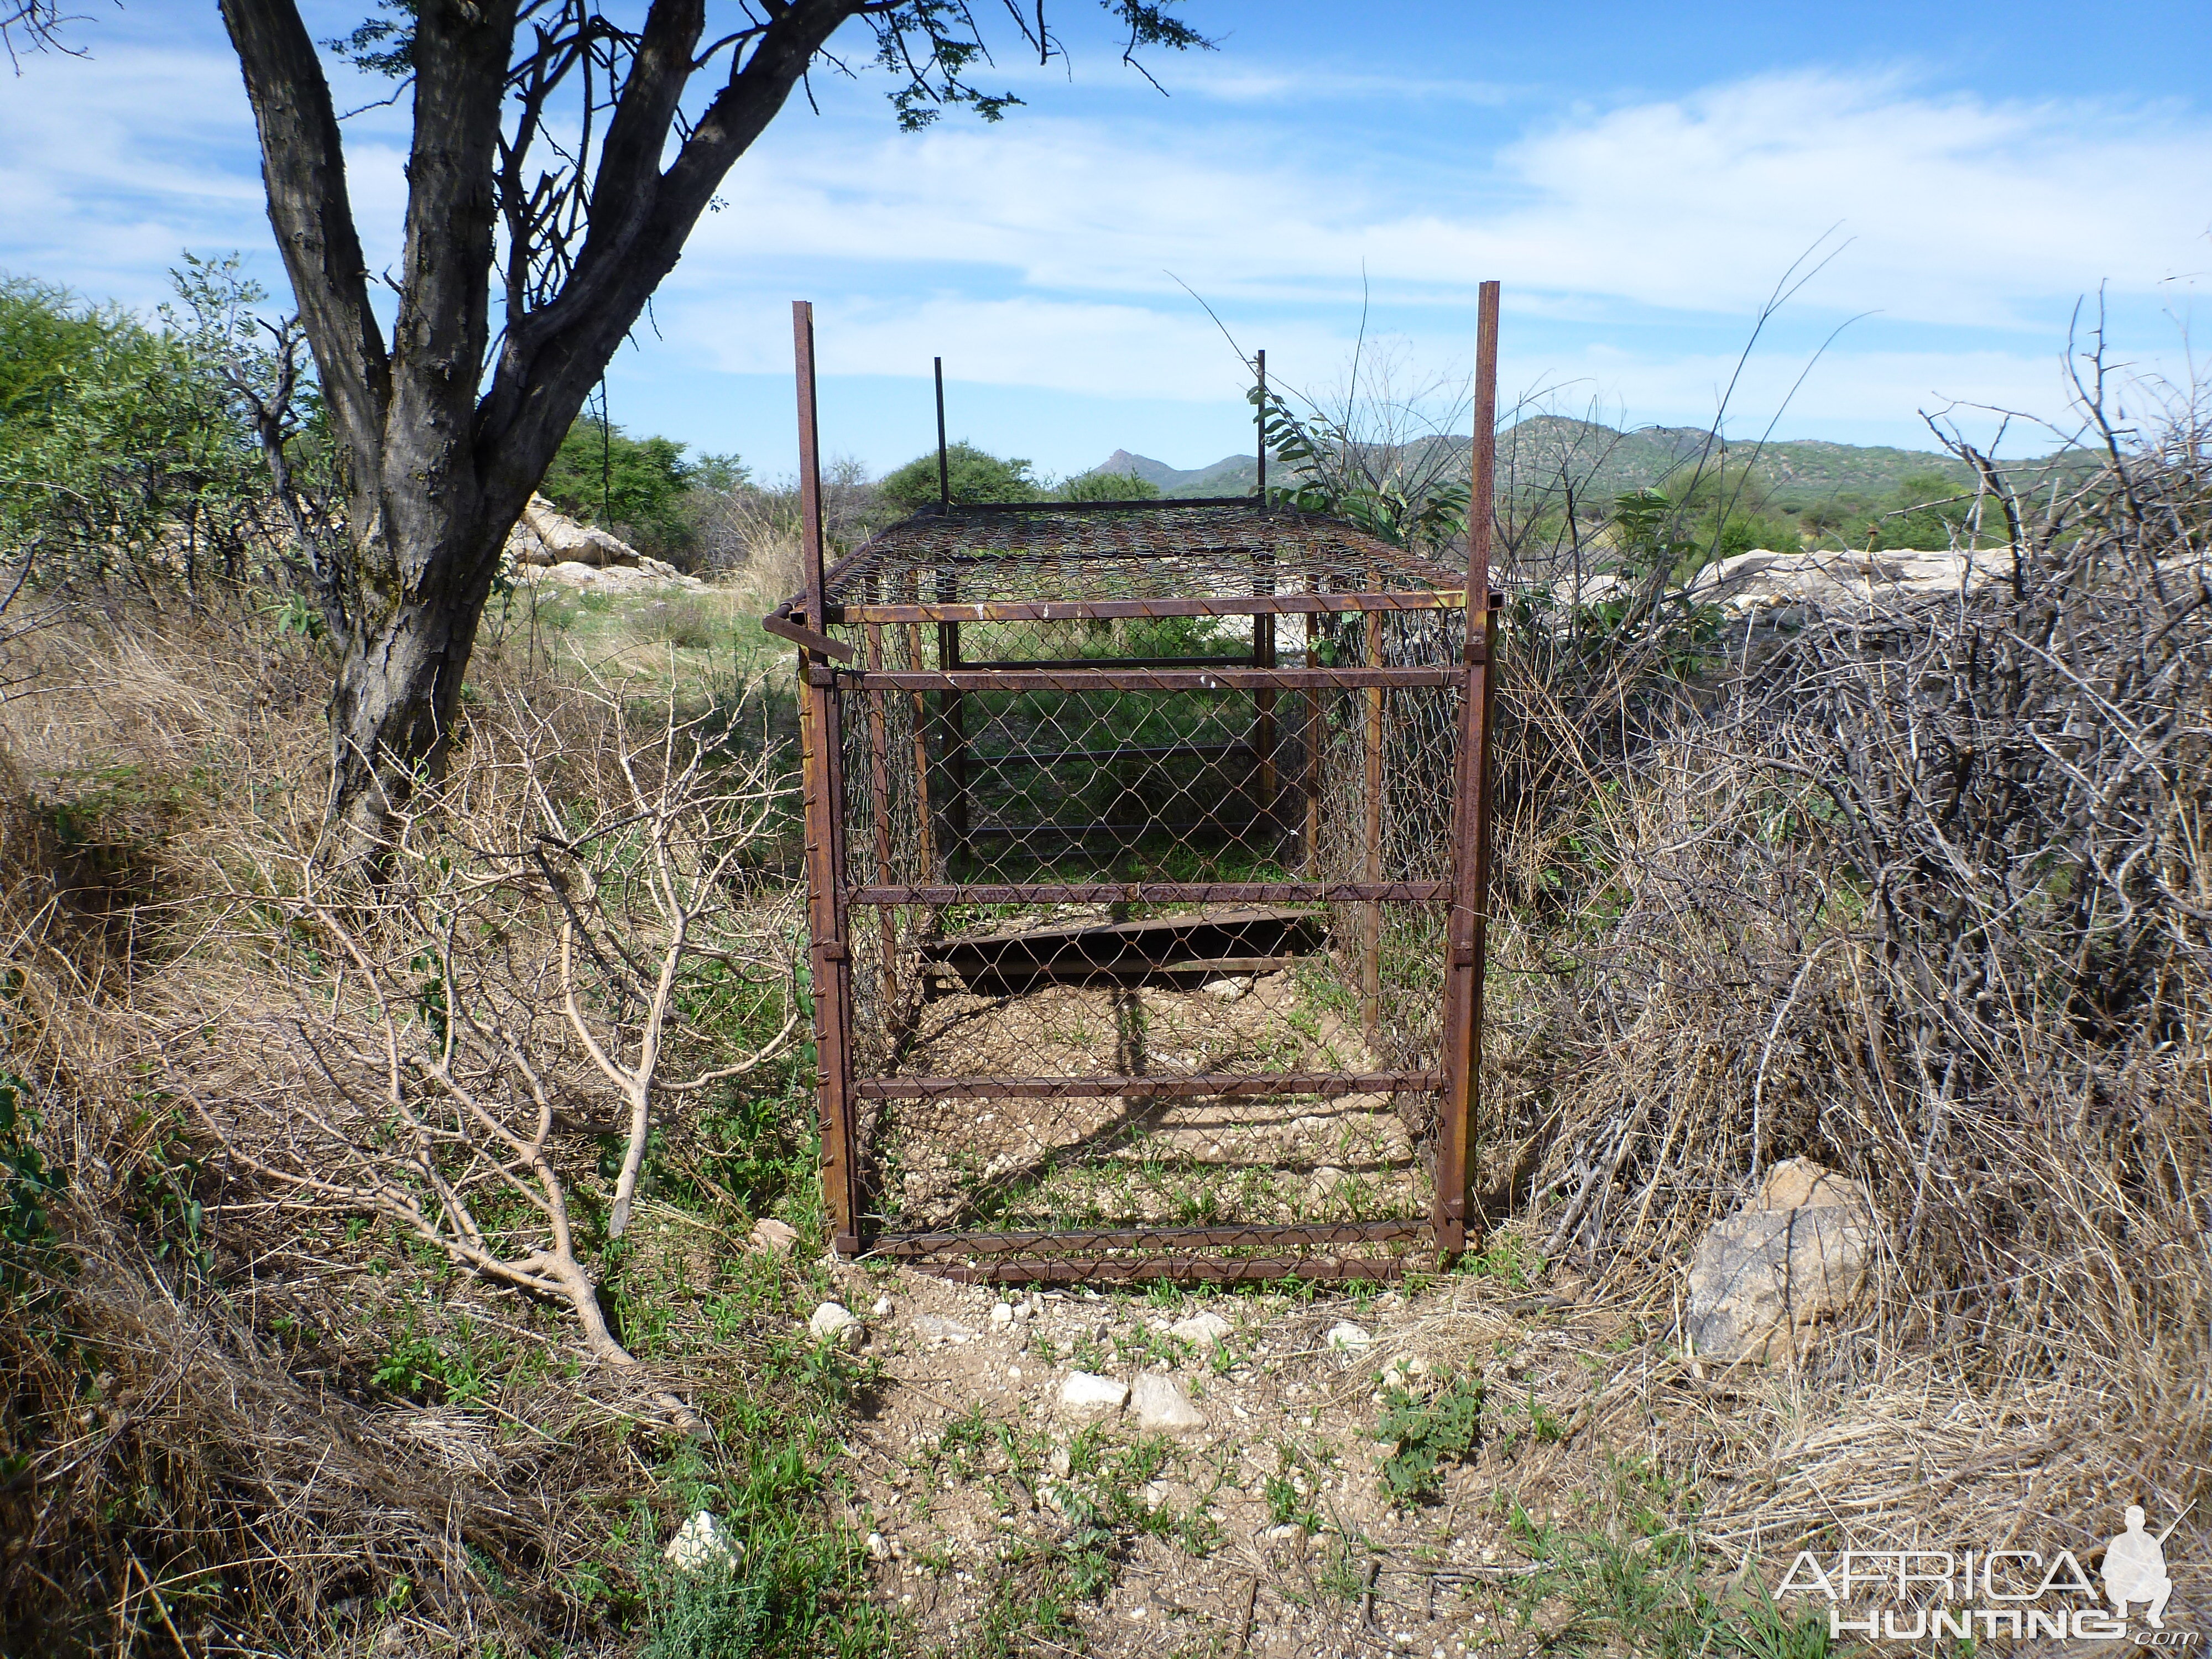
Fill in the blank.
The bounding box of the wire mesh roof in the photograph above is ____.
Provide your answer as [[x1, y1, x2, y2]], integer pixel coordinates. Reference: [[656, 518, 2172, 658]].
[[804, 500, 1466, 614]]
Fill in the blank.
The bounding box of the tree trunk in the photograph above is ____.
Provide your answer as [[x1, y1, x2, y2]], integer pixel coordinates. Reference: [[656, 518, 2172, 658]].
[[214, 0, 935, 860], [324, 508, 513, 860]]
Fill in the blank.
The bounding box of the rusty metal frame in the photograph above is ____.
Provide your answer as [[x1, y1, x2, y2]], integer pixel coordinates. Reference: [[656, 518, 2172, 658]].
[[778, 289, 1502, 1282]]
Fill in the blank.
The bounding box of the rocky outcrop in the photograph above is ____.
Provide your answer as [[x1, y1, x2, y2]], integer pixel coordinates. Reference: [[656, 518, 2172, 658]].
[[1556, 547, 2008, 619], [505, 493, 702, 590], [1686, 546, 2004, 615], [1683, 1158, 1878, 1363], [507, 493, 640, 568]]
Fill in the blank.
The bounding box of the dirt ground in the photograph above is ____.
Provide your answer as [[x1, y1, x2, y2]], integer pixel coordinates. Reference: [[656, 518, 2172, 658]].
[[822, 1259, 1624, 1658]]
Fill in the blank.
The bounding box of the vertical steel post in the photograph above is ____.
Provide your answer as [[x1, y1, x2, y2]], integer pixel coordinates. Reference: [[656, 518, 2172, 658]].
[[1302, 613, 1323, 874], [935, 575, 968, 869], [1434, 280, 1501, 1263], [1361, 605, 1385, 1047], [935, 357, 951, 510], [902, 614, 937, 878], [1255, 348, 1267, 502], [864, 616, 899, 1018], [1254, 547, 1276, 830], [794, 301, 860, 1253]]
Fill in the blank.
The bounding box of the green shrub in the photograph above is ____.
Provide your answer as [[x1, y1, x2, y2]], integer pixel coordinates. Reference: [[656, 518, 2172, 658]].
[[1060, 469, 1159, 502], [878, 441, 1041, 512], [1376, 1369, 1486, 1504], [541, 416, 704, 558]]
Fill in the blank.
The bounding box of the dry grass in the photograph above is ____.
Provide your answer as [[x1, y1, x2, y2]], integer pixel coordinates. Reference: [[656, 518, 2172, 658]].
[[1474, 385, 2212, 1559], [2, 388, 2206, 1651], [0, 600, 860, 1656]]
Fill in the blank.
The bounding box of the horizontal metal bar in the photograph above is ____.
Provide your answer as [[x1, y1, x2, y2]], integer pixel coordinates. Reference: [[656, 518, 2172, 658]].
[[761, 612, 855, 661], [854, 1070, 1443, 1099], [957, 655, 1258, 671], [968, 740, 1254, 766], [871, 1220, 1430, 1256], [923, 1255, 1408, 1286], [840, 592, 1468, 624], [915, 495, 1274, 515], [813, 667, 1464, 691], [960, 820, 1223, 839], [851, 880, 1450, 904], [926, 954, 1305, 984]]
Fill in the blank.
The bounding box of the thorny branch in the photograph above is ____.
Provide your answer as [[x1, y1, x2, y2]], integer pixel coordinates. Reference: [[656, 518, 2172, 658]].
[[185, 672, 800, 1435]]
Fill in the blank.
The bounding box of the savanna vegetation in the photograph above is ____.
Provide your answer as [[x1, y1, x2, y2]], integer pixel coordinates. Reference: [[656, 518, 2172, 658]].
[[4, 234, 2209, 1658]]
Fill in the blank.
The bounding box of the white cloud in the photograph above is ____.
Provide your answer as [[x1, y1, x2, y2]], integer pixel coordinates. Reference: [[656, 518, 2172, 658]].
[[677, 67, 2212, 329], [2, 29, 2199, 452]]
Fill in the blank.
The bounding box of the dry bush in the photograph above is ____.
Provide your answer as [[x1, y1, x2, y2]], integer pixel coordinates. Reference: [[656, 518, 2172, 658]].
[[1480, 373, 2212, 1542], [180, 676, 798, 1429], [0, 607, 812, 1652], [689, 457, 885, 603]]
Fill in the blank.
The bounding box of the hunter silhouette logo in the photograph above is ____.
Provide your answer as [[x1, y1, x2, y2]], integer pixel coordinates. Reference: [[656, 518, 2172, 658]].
[[1772, 1502, 2195, 1644], [2104, 1506, 2177, 1629]]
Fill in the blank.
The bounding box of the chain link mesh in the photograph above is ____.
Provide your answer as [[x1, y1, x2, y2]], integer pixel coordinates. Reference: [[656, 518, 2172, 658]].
[[793, 504, 1473, 1270]]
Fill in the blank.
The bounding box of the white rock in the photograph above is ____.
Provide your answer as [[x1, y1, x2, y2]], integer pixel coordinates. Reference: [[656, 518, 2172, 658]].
[[1326, 1322, 1373, 1353], [663, 1511, 739, 1573], [990, 1302, 1015, 1325], [506, 494, 640, 567], [866, 1532, 889, 1561], [1130, 1373, 1205, 1434], [808, 1302, 862, 1347], [1202, 975, 1256, 1001], [915, 1313, 977, 1344], [1168, 1311, 1233, 1348], [747, 1218, 799, 1256], [1057, 1371, 1130, 1417], [1684, 1161, 1877, 1363], [1265, 1523, 1305, 1541], [872, 1296, 894, 1318]]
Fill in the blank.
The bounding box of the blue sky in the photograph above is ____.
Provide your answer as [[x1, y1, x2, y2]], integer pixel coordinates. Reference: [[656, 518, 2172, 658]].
[[2, 2, 2206, 482]]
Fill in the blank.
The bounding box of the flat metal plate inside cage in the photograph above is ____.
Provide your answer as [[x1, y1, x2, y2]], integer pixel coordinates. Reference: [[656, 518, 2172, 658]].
[[771, 299, 1501, 1285]]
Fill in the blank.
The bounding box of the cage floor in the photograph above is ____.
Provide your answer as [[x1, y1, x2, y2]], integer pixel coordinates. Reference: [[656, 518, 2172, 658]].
[[865, 968, 1433, 1235]]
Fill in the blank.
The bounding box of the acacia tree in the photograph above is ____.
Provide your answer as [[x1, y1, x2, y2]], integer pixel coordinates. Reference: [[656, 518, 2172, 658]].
[[14, 2, 1204, 857]]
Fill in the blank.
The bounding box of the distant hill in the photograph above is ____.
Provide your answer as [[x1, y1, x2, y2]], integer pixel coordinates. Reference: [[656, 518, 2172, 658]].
[[1492, 418, 1983, 510], [1081, 422, 2027, 513], [1084, 448, 1260, 499]]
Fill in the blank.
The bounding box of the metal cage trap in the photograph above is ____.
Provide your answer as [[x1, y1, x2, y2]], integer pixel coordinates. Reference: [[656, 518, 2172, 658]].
[[767, 289, 1503, 1285]]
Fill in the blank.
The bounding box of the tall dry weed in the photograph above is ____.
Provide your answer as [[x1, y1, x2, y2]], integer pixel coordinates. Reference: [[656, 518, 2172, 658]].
[[1479, 382, 2212, 1547]]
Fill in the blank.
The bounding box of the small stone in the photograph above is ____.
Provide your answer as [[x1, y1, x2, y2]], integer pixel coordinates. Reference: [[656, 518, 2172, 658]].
[[1057, 1371, 1129, 1417], [663, 1511, 739, 1573], [748, 1218, 800, 1256], [808, 1302, 862, 1347], [1202, 974, 1256, 1000], [1752, 1156, 1868, 1212], [1169, 1311, 1234, 1348], [1326, 1321, 1373, 1352], [1011, 1299, 1033, 1320], [915, 1313, 977, 1344], [866, 1531, 889, 1561], [1685, 1162, 1877, 1363], [990, 1302, 1015, 1325], [1309, 1165, 1347, 1193], [872, 1296, 894, 1318], [1130, 1372, 1205, 1434], [1265, 1523, 1304, 1541]]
